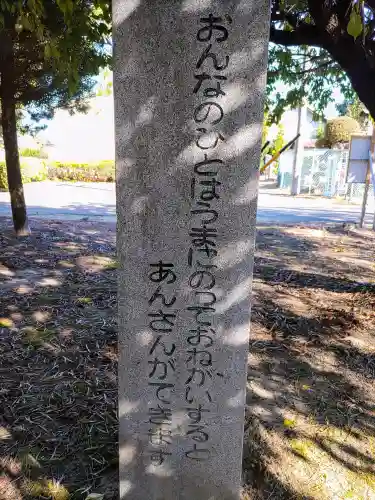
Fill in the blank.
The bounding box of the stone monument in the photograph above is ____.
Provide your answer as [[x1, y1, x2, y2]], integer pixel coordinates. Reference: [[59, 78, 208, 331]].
[[114, 1, 270, 498]]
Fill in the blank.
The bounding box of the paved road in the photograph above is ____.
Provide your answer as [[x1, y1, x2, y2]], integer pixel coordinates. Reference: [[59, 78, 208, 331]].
[[0, 181, 373, 225]]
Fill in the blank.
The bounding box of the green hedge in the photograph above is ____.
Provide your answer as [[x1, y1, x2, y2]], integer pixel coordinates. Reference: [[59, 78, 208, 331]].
[[0, 160, 48, 190], [20, 148, 48, 159], [47, 160, 115, 182], [0, 160, 115, 189]]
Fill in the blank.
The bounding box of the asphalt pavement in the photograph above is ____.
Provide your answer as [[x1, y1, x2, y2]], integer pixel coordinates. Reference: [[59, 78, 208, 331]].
[[0, 181, 373, 226]]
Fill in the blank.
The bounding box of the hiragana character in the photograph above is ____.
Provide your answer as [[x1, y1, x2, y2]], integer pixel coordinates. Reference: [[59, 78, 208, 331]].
[[194, 291, 216, 306], [194, 154, 224, 177], [148, 309, 176, 332], [186, 367, 212, 387], [149, 448, 171, 466], [187, 424, 209, 442], [199, 178, 221, 201], [197, 14, 232, 43], [186, 404, 210, 424], [195, 127, 225, 150], [149, 336, 176, 356], [185, 443, 211, 461], [149, 382, 174, 404], [187, 305, 215, 326], [191, 207, 218, 225], [148, 405, 172, 425], [188, 268, 216, 289], [187, 326, 215, 347], [148, 427, 172, 446], [148, 357, 175, 380], [194, 101, 224, 125], [148, 286, 176, 307], [193, 73, 227, 98], [196, 44, 230, 70], [149, 261, 176, 283], [189, 225, 217, 249], [187, 348, 213, 367]]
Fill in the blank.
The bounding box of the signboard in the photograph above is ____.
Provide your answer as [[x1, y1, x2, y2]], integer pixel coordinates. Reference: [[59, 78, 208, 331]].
[[347, 134, 371, 183]]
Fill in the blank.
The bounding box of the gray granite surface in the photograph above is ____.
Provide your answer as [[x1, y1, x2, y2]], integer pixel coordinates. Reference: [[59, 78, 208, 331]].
[[114, 1, 270, 498]]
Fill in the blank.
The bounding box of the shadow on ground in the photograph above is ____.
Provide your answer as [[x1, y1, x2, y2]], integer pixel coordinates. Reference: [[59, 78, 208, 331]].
[[0, 219, 117, 500], [0, 220, 374, 499], [0, 201, 116, 220], [244, 225, 375, 499]]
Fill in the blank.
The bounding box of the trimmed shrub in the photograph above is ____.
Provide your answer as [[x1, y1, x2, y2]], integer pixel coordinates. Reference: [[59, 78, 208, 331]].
[[47, 160, 115, 182], [0, 159, 48, 190], [315, 136, 329, 148], [20, 148, 48, 159], [325, 116, 361, 146], [0, 163, 7, 190]]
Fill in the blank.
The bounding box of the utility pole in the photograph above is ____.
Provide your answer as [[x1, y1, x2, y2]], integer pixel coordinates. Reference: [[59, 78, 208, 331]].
[[359, 124, 374, 228], [370, 128, 375, 230], [291, 104, 305, 195], [359, 162, 370, 228], [291, 50, 307, 196]]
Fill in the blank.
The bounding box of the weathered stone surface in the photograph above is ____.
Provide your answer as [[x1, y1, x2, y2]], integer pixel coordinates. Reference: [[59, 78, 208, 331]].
[[114, 1, 270, 498]]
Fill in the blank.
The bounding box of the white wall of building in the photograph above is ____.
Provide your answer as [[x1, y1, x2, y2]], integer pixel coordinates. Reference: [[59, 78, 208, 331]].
[[268, 106, 324, 145], [40, 94, 115, 163]]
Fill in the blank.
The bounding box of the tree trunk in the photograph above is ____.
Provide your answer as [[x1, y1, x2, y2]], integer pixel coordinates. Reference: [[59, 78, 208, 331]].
[[306, 0, 375, 120], [0, 34, 29, 235], [323, 41, 375, 121]]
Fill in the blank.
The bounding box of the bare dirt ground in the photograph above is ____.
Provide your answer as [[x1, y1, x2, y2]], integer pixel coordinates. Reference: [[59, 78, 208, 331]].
[[246, 225, 375, 500], [0, 218, 374, 500]]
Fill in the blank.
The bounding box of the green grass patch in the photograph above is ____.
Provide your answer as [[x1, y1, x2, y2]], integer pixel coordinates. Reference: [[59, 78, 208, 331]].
[[289, 438, 314, 460], [75, 297, 93, 305], [103, 259, 119, 270], [21, 327, 56, 347], [20, 148, 48, 159], [0, 317, 14, 328]]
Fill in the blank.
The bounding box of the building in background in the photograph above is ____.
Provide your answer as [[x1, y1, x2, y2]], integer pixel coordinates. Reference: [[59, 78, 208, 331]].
[[39, 93, 115, 163], [268, 105, 326, 149]]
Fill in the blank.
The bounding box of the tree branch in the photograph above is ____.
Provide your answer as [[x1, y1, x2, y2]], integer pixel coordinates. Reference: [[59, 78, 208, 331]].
[[296, 61, 333, 75], [268, 60, 334, 79], [269, 24, 324, 48]]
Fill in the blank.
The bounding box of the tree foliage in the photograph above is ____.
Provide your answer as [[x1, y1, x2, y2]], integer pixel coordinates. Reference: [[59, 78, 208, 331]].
[[270, 124, 285, 174], [325, 116, 361, 146], [0, 0, 111, 123], [269, 1, 375, 121], [0, 0, 111, 233], [271, 124, 285, 157], [266, 44, 354, 123], [337, 95, 370, 132], [261, 112, 270, 153]]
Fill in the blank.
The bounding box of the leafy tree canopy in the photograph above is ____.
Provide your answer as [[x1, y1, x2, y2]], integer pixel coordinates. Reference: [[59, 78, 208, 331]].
[[269, 1, 375, 122], [337, 95, 370, 132], [0, 0, 111, 125], [0, 0, 111, 233]]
